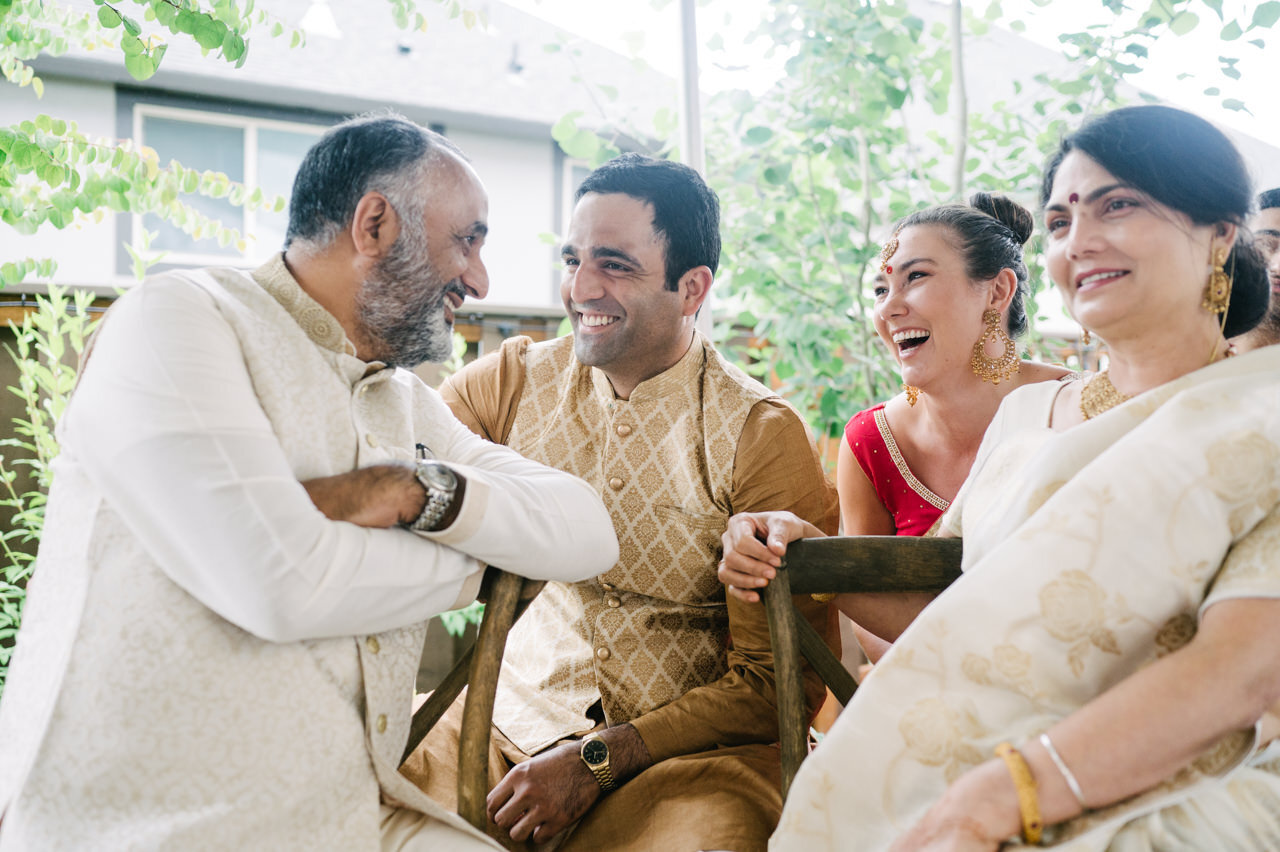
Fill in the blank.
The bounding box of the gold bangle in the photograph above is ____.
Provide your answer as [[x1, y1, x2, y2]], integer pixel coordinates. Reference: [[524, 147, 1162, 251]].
[[995, 741, 1043, 845]]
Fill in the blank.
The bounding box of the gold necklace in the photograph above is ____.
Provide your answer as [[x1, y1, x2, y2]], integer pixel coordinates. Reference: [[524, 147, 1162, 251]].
[[1079, 370, 1131, 420]]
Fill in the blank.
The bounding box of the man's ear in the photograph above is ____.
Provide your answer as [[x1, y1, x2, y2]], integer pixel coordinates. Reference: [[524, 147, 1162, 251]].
[[350, 191, 399, 259], [677, 266, 714, 318]]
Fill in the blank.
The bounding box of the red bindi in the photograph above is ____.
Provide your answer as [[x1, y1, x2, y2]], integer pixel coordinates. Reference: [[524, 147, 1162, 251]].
[[886, 265, 893, 274], [1069, 192, 1079, 204]]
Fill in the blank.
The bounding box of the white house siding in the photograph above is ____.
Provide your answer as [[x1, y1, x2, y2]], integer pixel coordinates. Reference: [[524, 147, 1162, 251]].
[[447, 128, 560, 309]]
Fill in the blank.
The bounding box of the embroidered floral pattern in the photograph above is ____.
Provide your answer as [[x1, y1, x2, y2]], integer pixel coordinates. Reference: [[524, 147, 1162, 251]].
[[898, 697, 987, 782], [1039, 570, 1120, 676]]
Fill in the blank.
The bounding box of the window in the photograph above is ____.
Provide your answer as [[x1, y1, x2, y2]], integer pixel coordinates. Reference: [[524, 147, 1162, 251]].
[[132, 105, 326, 266]]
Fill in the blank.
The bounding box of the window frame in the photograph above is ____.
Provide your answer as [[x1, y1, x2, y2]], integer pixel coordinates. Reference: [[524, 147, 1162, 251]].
[[129, 103, 328, 269]]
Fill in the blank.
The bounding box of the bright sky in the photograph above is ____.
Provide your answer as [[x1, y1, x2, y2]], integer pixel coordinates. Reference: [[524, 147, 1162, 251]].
[[502, 0, 1280, 147]]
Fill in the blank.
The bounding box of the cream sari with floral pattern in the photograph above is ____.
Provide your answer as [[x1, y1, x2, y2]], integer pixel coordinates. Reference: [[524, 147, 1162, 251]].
[[773, 346, 1280, 851]]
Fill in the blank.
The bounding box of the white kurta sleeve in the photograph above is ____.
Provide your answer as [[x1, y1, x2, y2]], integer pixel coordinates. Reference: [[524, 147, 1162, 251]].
[[412, 386, 619, 579], [61, 279, 613, 643]]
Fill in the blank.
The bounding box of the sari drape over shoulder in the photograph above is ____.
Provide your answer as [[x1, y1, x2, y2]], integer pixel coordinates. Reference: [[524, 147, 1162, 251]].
[[773, 347, 1280, 851]]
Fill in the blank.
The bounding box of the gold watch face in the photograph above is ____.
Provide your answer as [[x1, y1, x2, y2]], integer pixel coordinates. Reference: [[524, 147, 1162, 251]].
[[581, 737, 609, 766]]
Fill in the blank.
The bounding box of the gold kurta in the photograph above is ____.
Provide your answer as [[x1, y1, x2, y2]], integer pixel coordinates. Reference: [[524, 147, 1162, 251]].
[[405, 332, 838, 852]]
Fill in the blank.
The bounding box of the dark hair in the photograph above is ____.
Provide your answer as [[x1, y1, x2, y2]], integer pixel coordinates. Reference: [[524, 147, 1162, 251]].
[[1260, 188, 1280, 211], [285, 113, 465, 249], [1040, 105, 1267, 338], [575, 153, 721, 291], [893, 192, 1035, 336]]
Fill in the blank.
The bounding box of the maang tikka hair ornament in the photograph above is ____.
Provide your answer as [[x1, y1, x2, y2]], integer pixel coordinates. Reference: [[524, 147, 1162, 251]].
[[970, 309, 1020, 385], [879, 229, 901, 274]]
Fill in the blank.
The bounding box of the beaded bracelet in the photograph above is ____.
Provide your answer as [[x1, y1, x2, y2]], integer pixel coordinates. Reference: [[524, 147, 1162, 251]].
[[995, 741, 1043, 845]]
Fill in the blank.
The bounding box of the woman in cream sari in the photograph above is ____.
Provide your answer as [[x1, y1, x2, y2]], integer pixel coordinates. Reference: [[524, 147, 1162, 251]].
[[720, 104, 1280, 850]]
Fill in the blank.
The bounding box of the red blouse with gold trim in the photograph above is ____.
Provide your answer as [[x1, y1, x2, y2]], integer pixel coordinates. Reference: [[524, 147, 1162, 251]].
[[844, 404, 949, 536]]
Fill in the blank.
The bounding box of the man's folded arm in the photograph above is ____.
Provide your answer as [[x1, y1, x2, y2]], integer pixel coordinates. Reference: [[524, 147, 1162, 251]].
[[63, 279, 613, 644], [416, 392, 618, 581], [629, 400, 839, 762]]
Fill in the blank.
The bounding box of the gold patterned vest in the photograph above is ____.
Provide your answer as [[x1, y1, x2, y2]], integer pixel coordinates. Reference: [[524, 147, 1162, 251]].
[[490, 333, 773, 753]]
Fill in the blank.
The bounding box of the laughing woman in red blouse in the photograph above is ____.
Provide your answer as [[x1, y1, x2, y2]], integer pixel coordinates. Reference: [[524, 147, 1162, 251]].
[[833, 193, 1069, 659]]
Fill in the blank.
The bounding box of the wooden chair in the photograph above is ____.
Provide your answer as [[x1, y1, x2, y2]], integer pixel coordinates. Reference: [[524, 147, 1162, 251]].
[[761, 536, 964, 798], [399, 571, 540, 831]]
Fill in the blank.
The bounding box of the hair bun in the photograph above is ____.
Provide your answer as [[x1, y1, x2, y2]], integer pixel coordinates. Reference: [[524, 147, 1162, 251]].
[[969, 191, 1033, 246]]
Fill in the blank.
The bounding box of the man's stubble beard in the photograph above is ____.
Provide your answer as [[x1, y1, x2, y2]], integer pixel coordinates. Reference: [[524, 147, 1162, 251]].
[[355, 228, 463, 368]]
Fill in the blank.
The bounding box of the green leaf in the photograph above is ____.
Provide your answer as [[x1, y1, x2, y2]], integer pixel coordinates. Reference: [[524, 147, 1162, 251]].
[[743, 126, 773, 146], [1220, 20, 1243, 39], [121, 15, 141, 37], [763, 163, 792, 185], [558, 129, 600, 160], [1253, 2, 1280, 28], [1202, 0, 1224, 19], [550, 111, 584, 143], [194, 21, 225, 50], [1222, 97, 1248, 111], [1169, 11, 1199, 34], [124, 53, 157, 80], [97, 5, 122, 28]]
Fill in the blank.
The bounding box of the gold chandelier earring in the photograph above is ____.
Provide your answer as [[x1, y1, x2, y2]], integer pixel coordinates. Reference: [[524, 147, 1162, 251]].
[[901, 384, 920, 406], [1202, 244, 1232, 318], [970, 309, 1020, 385]]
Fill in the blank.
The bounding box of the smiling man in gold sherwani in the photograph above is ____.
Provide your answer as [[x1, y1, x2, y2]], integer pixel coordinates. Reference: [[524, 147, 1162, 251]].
[[0, 115, 619, 850], [400, 154, 838, 852]]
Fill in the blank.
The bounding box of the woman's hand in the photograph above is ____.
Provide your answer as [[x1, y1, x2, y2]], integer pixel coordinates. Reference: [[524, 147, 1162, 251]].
[[718, 511, 825, 603], [890, 759, 1018, 852]]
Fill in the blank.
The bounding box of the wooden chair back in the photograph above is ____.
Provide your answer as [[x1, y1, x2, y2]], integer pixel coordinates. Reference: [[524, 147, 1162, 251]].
[[400, 570, 536, 831], [762, 536, 963, 798]]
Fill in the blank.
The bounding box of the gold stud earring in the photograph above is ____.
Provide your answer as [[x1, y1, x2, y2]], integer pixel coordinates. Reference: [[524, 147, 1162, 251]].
[[970, 309, 1020, 385], [902, 384, 920, 407]]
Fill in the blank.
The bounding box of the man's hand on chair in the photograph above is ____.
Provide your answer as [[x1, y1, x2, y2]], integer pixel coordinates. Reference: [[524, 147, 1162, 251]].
[[486, 723, 651, 844]]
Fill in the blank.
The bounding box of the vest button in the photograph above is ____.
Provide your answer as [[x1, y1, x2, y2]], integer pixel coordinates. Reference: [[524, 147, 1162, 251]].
[[376, 714, 388, 733], [595, 646, 611, 661], [616, 424, 632, 437], [608, 477, 624, 490], [606, 595, 622, 608], [366, 636, 380, 654]]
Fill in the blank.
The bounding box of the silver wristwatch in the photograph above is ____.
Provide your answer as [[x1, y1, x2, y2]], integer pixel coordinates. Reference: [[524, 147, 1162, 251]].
[[410, 461, 459, 531]]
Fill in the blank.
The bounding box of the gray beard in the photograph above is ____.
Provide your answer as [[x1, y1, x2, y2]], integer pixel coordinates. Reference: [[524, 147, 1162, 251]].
[[355, 233, 461, 368]]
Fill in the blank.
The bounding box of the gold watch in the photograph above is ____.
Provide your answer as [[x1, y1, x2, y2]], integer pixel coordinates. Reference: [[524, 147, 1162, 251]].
[[579, 733, 617, 792]]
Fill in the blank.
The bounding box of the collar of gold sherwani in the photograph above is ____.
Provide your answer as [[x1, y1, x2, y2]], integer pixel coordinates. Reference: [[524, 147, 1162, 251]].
[[590, 330, 707, 406]]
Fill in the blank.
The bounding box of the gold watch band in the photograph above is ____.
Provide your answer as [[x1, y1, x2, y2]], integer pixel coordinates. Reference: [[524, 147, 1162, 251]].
[[588, 762, 617, 792]]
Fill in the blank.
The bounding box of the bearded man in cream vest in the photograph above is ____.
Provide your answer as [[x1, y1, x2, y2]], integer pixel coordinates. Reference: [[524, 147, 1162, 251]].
[[0, 114, 619, 851], [400, 154, 839, 852]]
